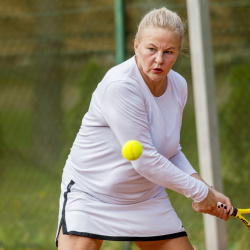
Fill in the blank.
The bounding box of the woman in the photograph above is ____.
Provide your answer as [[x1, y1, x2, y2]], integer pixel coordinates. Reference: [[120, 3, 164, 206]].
[[56, 7, 231, 250]]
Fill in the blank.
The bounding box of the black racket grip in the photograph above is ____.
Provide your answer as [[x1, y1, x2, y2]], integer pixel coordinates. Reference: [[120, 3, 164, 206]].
[[230, 207, 238, 217]]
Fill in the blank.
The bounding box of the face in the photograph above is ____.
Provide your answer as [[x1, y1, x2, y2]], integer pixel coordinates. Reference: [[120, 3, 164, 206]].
[[134, 26, 180, 88]]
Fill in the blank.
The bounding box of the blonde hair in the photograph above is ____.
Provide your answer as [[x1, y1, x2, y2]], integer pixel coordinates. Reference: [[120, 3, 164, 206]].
[[135, 7, 185, 48]]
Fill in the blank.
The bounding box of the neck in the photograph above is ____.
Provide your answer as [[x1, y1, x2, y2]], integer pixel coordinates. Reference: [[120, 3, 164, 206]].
[[146, 77, 167, 97]]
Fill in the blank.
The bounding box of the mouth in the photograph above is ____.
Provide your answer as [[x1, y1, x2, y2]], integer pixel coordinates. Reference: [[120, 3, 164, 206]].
[[153, 68, 163, 73]]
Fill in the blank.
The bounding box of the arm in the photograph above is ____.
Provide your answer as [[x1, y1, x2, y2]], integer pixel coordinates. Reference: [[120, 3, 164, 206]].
[[169, 149, 197, 175], [169, 151, 232, 220], [101, 81, 208, 202]]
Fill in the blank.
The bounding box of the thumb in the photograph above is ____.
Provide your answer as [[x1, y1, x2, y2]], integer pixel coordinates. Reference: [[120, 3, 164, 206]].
[[192, 201, 199, 212]]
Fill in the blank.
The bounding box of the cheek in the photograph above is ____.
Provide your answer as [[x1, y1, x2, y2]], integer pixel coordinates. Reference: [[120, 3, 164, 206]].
[[166, 56, 178, 67], [143, 57, 154, 71], [139, 52, 151, 66]]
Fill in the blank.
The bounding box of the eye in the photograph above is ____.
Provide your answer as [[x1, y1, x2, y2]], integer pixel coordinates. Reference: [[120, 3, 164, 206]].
[[164, 51, 173, 54], [148, 48, 155, 52]]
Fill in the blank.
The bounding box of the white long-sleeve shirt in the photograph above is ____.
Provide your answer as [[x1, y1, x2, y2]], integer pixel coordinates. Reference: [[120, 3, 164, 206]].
[[64, 56, 208, 204]]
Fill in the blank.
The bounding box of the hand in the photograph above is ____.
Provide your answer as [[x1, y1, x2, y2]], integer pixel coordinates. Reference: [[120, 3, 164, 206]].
[[192, 187, 232, 221], [192, 187, 217, 215], [210, 187, 232, 221]]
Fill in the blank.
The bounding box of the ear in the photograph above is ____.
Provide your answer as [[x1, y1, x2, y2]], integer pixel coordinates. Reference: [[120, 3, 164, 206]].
[[134, 39, 138, 54]]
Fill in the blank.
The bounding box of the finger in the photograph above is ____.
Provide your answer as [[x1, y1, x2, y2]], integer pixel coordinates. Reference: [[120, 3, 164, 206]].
[[221, 203, 231, 221], [223, 208, 231, 221], [223, 211, 231, 221], [192, 201, 198, 212], [224, 199, 233, 216], [219, 203, 228, 220], [217, 202, 231, 221], [224, 203, 232, 221], [219, 198, 232, 216], [192, 201, 204, 213], [217, 201, 222, 207]]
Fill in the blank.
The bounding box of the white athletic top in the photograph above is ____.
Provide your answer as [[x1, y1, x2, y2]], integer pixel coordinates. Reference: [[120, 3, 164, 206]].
[[63, 56, 208, 205]]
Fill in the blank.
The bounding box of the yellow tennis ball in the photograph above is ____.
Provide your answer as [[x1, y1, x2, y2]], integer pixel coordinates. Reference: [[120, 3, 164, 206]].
[[122, 140, 143, 161]]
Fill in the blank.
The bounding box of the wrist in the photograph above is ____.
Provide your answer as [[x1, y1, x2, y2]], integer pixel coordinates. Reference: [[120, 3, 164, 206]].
[[206, 184, 213, 191]]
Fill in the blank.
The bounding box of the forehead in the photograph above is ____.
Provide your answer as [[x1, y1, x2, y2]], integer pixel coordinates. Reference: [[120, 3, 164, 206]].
[[139, 26, 181, 47]]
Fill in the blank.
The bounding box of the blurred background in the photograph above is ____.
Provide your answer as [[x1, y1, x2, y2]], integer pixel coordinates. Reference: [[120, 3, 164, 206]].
[[0, 0, 249, 249]]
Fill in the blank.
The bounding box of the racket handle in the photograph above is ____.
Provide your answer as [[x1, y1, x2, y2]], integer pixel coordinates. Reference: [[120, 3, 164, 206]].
[[230, 207, 238, 217]]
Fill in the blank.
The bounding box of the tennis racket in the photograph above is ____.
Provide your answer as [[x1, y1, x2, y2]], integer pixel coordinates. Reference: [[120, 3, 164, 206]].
[[218, 202, 250, 230]]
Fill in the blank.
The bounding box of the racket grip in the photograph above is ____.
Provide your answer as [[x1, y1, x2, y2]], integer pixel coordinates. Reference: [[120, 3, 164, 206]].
[[230, 207, 238, 217]]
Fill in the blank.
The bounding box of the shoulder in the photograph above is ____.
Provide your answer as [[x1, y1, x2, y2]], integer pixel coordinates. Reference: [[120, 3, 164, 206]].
[[104, 56, 138, 83], [168, 69, 188, 96], [103, 79, 143, 105], [169, 70, 187, 87], [99, 57, 145, 99]]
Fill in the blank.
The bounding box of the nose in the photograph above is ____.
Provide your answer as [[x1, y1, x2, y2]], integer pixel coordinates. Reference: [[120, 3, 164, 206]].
[[155, 52, 164, 64]]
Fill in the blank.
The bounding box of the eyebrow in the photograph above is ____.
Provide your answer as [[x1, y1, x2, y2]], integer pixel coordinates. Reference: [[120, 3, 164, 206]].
[[147, 43, 176, 50]]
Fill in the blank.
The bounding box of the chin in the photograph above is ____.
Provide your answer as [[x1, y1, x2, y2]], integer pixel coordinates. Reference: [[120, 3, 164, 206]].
[[150, 75, 165, 82]]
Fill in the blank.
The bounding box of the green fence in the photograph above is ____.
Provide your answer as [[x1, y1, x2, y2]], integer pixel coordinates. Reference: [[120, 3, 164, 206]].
[[0, 1, 249, 249]]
